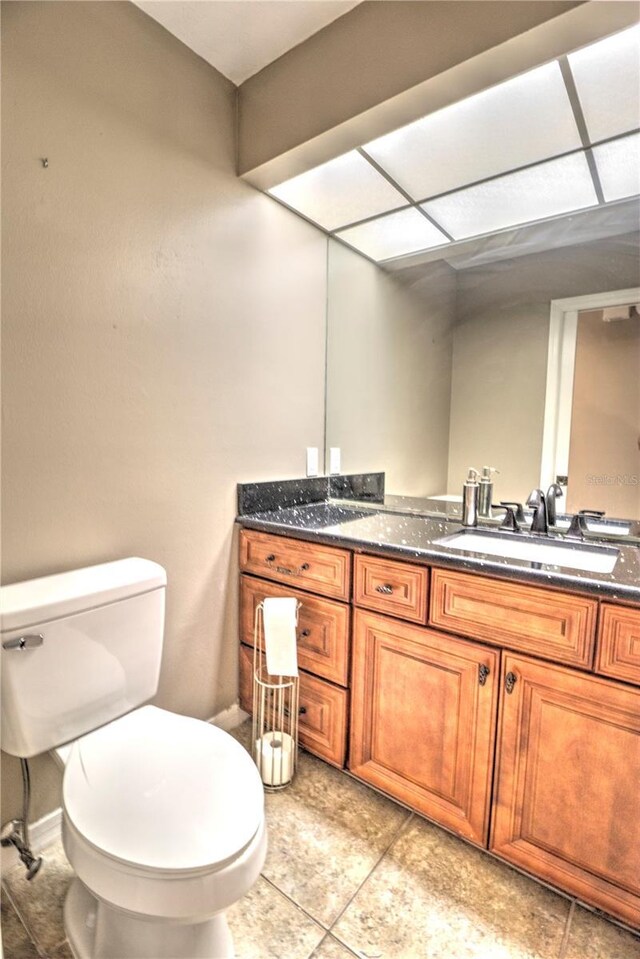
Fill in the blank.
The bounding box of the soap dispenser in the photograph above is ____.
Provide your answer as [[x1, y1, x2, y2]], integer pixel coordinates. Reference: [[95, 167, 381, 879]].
[[462, 468, 480, 527], [478, 466, 499, 518]]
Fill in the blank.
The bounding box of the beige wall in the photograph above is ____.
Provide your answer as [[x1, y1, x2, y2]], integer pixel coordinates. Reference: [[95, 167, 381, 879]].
[[1, 3, 327, 821], [447, 235, 640, 503], [568, 309, 640, 517], [238, 0, 587, 179], [326, 241, 456, 495]]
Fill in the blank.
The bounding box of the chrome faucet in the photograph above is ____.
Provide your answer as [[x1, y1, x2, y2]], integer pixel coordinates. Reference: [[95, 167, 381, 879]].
[[526, 489, 548, 534], [545, 483, 564, 527]]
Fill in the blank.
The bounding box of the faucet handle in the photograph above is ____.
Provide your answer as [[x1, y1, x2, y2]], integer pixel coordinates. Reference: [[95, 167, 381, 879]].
[[498, 501, 526, 524], [565, 510, 604, 539], [566, 513, 588, 539], [493, 503, 520, 531]]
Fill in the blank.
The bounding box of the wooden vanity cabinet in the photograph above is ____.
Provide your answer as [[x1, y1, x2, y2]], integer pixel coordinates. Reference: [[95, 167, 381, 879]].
[[238, 644, 348, 767], [238, 526, 640, 927], [239, 528, 350, 601], [238, 530, 351, 767], [430, 568, 597, 668], [350, 609, 499, 846], [491, 654, 640, 928], [596, 603, 640, 686]]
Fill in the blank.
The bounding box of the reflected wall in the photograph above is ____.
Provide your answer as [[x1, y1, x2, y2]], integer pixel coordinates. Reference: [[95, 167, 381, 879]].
[[326, 231, 640, 513]]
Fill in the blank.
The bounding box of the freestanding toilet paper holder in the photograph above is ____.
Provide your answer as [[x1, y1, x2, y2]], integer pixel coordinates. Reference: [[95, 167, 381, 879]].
[[252, 601, 300, 790]]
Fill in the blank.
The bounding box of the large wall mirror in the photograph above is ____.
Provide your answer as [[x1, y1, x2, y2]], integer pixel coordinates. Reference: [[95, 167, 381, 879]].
[[325, 223, 640, 520]]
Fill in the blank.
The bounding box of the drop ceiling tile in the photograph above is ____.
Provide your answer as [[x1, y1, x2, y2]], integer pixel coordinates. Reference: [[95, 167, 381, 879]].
[[593, 133, 640, 202], [568, 25, 640, 143], [336, 208, 450, 261], [363, 62, 582, 200], [422, 152, 598, 240], [268, 152, 406, 231]]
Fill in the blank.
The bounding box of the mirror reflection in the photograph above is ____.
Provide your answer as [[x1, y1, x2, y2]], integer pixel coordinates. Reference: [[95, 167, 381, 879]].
[[325, 226, 640, 521]]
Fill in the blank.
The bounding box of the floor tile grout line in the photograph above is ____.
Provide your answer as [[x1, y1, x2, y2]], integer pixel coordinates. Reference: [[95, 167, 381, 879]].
[[308, 930, 364, 959], [327, 810, 416, 938], [1, 878, 49, 959], [260, 873, 331, 932], [558, 899, 576, 959]]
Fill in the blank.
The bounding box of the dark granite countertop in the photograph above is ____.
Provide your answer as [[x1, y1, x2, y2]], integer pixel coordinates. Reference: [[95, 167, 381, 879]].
[[236, 494, 640, 604]]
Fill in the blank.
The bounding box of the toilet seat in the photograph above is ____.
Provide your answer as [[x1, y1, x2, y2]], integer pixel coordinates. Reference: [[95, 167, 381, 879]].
[[61, 706, 267, 920]]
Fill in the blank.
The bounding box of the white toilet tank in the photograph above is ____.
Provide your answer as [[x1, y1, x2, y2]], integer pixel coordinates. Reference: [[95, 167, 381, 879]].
[[1, 558, 166, 758]]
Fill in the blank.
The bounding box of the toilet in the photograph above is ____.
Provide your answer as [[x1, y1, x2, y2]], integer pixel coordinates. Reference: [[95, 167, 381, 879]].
[[0, 558, 266, 959]]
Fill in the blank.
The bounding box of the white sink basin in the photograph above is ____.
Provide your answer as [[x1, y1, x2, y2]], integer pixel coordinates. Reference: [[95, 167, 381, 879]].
[[435, 530, 619, 574]]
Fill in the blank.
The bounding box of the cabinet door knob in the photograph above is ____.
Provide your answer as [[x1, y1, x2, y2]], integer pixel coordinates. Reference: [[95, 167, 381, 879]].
[[375, 584, 394, 595], [300, 563, 310, 571], [505, 671, 518, 694], [301, 629, 311, 638], [299, 705, 307, 715], [478, 664, 490, 686], [266, 554, 275, 563]]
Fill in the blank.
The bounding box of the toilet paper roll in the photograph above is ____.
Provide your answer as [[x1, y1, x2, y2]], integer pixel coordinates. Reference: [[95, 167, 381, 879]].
[[256, 731, 293, 787], [262, 597, 298, 677]]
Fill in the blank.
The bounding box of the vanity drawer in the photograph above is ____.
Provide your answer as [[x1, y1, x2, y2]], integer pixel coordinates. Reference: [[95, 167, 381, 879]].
[[354, 554, 429, 624], [596, 604, 640, 686], [240, 575, 350, 686], [239, 529, 350, 601], [239, 644, 348, 768], [429, 569, 597, 668]]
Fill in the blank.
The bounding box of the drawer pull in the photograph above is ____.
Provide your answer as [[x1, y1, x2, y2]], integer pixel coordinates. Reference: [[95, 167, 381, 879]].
[[265, 556, 311, 577], [505, 671, 518, 694], [375, 584, 394, 595], [300, 629, 311, 638], [478, 664, 490, 686], [299, 706, 307, 715]]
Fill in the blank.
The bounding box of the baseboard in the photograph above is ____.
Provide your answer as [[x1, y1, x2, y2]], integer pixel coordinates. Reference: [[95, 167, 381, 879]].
[[210, 701, 249, 732], [1, 806, 62, 874]]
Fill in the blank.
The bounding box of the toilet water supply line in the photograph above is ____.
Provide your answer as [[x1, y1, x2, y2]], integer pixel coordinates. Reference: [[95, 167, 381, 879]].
[[0, 758, 44, 879]]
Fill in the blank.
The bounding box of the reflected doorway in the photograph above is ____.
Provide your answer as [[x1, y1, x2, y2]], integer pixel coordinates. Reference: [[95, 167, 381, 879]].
[[568, 304, 640, 516]]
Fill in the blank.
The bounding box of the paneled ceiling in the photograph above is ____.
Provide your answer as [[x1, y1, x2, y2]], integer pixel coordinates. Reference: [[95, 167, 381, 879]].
[[268, 24, 640, 264], [133, 0, 362, 84]]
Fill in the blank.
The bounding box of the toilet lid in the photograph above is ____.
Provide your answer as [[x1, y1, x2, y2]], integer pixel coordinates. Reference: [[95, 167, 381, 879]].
[[63, 706, 264, 872]]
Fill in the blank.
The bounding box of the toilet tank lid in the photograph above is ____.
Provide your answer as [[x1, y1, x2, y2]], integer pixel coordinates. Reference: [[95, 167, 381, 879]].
[[1, 558, 167, 633]]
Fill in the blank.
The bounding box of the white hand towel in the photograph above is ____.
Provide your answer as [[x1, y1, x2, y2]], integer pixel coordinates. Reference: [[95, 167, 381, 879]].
[[263, 597, 299, 677]]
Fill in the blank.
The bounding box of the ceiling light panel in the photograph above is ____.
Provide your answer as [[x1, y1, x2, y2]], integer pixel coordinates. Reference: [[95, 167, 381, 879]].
[[336, 208, 450, 261], [422, 153, 598, 240], [268, 151, 406, 231], [568, 25, 640, 143], [363, 62, 582, 200], [593, 133, 640, 202]]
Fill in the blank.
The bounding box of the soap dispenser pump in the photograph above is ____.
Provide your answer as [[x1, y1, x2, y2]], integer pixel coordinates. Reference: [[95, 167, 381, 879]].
[[462, 468, 480, 527], [478, 466, 499, 518]]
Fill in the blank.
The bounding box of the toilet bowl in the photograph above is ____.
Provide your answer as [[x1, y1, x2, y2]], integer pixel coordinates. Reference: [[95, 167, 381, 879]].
[[0, 558, 266, 959], [58, 705, 266, 959]]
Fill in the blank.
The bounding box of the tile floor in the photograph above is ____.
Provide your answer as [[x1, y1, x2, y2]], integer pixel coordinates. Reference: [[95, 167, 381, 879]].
[[2, 722, 639, 959]]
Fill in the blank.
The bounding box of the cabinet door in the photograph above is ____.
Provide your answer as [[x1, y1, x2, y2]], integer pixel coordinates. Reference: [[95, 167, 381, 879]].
[[350, 610, 499, 846], [491, 654, 640, 929]]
